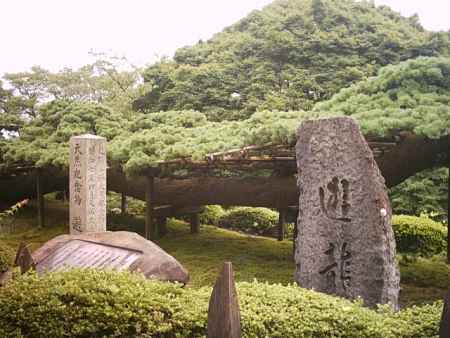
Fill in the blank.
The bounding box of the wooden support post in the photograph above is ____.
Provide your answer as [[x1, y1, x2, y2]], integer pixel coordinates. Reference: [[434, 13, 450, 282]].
[[440, 288, 450, 338], [190, 213, 200, 234], [36, 169, 45, 228], [277, 208, 286, 241], [207, 262, 241, 338], [121, 192, 127, 215], [145, 176, 156, 240], [157, 216, 168, 237]]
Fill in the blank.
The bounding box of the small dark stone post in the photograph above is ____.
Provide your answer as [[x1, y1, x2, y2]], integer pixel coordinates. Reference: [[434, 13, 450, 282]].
[[208, 262, 241, 338], [440, 288, 450, 338], [190, 213, 200, 234], [14, 243, 35, 274], [36, 169, 45, 228]]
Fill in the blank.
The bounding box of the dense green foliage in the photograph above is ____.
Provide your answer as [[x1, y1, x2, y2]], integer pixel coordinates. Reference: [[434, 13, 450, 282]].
[[390, 168, 449, 222], [392, 215, 448, 256], [0, 269, 444, 338], [0, 244, 13, 273], [315, 57, 450, 138], [108, 109, 308, 175], [1, 100, 129, 170], [1, 100, 310, 174], [198, 205, 226, 226], [0, 81, 26, 133], [218, 207, 279, 235], [3, 57, 450, 177], [135, 0, 449, 119]]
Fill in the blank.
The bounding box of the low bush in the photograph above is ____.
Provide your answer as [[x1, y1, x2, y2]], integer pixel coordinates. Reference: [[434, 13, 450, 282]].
[[198, 205, 226, 226], [218, 207, 278, 235], [0, 269, 443, 337], [399, 254, 450, 289], [106, 192, 146, 216], [392, 215, 447, 256], [0, 243, 14, 273]]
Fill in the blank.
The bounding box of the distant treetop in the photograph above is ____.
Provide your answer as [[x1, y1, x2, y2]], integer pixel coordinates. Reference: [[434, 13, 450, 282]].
[[134, 0, 449, 120]]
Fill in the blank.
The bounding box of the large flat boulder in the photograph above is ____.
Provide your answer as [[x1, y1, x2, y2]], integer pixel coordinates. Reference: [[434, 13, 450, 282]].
[[295, 117, 399, 309], [32, 231, 189, 284]]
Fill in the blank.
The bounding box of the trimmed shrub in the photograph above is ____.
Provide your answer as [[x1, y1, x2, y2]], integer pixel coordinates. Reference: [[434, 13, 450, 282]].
[[198, 205, 226, 226], [399, 255, 450, 289], [107, 192, 146, 216], [218, 207, 278, 235], [392, 215, 447, 256], [0, 269, 443, 337], [0, 243, 14, 273]]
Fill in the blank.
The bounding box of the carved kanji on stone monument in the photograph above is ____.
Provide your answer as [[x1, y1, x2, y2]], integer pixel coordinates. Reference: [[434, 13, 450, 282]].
[[69, 134, 107, 234], [295, 117, 399, 309]]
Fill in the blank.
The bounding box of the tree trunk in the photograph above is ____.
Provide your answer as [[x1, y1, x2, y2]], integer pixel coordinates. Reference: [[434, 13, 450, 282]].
[[145, 176, 156, 240], [277, 209, 286, 241], [36, 169, 45, 228], [121, 193, 127, 215]]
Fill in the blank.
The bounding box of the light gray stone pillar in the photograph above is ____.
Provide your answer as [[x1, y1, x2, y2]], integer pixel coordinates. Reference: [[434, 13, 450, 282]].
[[69, 134, 107, 234], [295, 117, 399, 309]]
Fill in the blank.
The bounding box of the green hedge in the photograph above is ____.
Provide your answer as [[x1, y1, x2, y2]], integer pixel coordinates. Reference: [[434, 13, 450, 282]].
[[218, 207, 278, 235], [399, 255, 450, 289], [199, 205, 226, 226], [0, 269, 443, 337], [392, 215, 447, 256], [0, 243, 14, 273]]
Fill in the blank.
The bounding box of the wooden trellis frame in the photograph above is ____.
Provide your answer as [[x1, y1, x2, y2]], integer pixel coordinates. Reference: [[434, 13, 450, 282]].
[[155, 138, 400, 178]]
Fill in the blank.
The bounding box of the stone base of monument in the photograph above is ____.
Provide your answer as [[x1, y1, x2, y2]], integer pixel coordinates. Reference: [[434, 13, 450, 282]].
[[31, 231, 189, 284]]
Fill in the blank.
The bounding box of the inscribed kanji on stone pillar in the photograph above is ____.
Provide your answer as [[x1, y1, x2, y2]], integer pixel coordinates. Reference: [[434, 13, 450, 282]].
[[69, 134, 107, 234], [295, 117, 399, 309]]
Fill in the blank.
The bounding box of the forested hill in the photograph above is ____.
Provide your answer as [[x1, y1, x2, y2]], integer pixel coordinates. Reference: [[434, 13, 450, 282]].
[[134, 0, 449, 120]]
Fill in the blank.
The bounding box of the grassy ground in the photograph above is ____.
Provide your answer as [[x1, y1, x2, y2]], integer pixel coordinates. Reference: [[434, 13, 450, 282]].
[[1, 199, 449, 308]]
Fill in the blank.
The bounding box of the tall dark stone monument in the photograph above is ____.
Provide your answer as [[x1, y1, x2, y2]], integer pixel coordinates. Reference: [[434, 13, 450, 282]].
[[295, 117, 399, 309]]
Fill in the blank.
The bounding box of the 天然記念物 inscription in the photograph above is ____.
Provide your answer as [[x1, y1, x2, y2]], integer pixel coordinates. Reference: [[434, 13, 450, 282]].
[[69, 134, 107, 234]]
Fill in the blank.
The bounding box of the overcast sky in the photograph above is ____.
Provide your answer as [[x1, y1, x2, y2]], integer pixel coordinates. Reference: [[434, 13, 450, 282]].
[[0, 0, 449, 76]]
